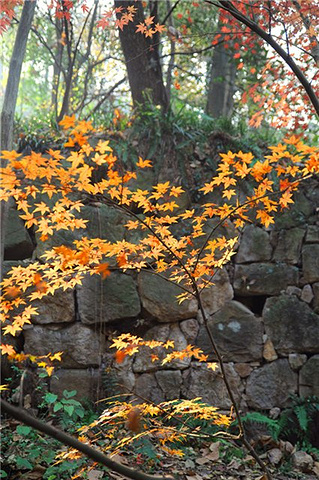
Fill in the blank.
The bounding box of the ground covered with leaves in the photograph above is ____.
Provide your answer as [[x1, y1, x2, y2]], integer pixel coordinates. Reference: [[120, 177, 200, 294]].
[[2, 407, 319, 480]]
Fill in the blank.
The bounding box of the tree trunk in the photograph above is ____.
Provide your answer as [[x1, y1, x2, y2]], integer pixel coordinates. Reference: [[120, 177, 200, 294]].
[[0, 0, 36, 272], [206, 38, 236, 118], [1, 0, 37, 150], [51, 17, 63, 119], [114, 0, 168, 110]]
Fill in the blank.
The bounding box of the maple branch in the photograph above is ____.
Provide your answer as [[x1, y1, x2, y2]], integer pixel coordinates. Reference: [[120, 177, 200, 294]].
[[100, 194, 197, 294], [0, 398, 174, 480], [83, 77, 127, 119], [193, 173, 312, 274], [140, 266, 194, 296], [194, 287, 274, 480], [97, 187, 273, 480], [161, 0, 181, 25], [206, 0, 319, 117], [291, 0, 319, 66], [118, 383, 239, 441], [18, 21, 67, 81]]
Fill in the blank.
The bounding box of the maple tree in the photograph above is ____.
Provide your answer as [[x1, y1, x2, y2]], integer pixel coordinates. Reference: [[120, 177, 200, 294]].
[[210, 0, 319, 128], [0, 115, 318, 479]]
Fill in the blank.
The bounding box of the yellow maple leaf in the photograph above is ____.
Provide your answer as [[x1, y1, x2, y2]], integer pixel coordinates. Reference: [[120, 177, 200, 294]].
[[2, 323, 21, 336], [45, 366, 54, 376], [49, 352, 63, 362], [136, 157, 152, 168], [96, 140, 113, 154], [207, 362, 218, 371]]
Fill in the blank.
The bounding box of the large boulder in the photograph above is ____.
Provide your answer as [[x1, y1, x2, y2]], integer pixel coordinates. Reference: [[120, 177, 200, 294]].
[[236, 225, 272, 263], [133, 323, 190, 373], [246, 359, 297, 409], [50, 368, 102, 402], [302, 244, 319, 283], [200, 269, 233, 316], [31, 290, 75, 324], [4, 207, 34, 260], [106, 355, 136, 397], [299, 355, 319, 397], [138, 271, 198, 322], [263, 295, 319, 354], [155, 370, 182, 400], [83, 204, 146, 247], [305, 225, 319, 244], [182, 362, 243, 409], [24, 323, 106, 368], [234, 263, 299, 296], [77, 271, 140, 324], [35, 203, 142, 261], [35, 226, 82, 259], [135, 373, 165, 404], [196, 301, 263, 362], [180, 318, 199, 344], [272, 190, 314, 230], [272, 227, 305, 264], [313, 282, 319, 311]]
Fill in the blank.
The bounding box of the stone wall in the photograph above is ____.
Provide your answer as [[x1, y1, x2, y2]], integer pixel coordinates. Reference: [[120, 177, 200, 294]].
[[2, 180, 319, 410]]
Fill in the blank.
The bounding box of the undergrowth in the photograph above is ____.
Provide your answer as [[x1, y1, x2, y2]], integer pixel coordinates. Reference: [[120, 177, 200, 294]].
[[241, 395, 319, 455]]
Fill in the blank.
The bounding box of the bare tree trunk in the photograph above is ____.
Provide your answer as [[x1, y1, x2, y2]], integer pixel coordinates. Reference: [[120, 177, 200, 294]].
[[57, 14, 73, 122], [0, 0, 37, 273], [114, 0, 168, 110], [1, 0, 37, 150], [206, 36, 236, 118], [165, 0, 176, 103], [51, 17, 63, 118]]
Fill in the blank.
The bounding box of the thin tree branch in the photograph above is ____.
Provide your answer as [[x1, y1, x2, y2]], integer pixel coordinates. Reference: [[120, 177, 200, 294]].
[[84, 77, 127, 119], [161, 0, 181, 25], [0, 398, 174, 480]]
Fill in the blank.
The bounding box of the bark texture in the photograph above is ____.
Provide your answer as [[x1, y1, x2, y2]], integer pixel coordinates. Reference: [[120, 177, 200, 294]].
[[206, 39, 236, 118], [0, 0, 37, 272], [115, 0, 168, 110], [1, 0, 37, 150]]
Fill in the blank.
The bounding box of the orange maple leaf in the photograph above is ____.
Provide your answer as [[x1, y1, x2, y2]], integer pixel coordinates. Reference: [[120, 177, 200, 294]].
[[126, 408, 141, 433], [4, 286, 21, 299], [115, 350, 127, 364], [0, 344, 16, 356], [59, 114, 76, 129], [95, 263, 111, 279]]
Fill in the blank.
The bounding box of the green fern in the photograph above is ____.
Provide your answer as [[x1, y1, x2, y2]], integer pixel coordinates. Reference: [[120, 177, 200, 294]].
[[240, 412, 281, 440], [295, 405, 309, 432]]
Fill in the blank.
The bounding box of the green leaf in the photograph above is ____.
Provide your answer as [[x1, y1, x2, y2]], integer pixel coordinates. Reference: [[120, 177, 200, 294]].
[[16, 425, 31, 436], [45, 392, 58, 404], [0, 470, 8, 478], [28, 447, 41, 459], [53, 402, 63, 412], [63, 390, 77, 399], [63, 399, 81, 406], [16, 456, 33, 469], [64, 405, 74, 416], [75, 407, 85, 418]]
